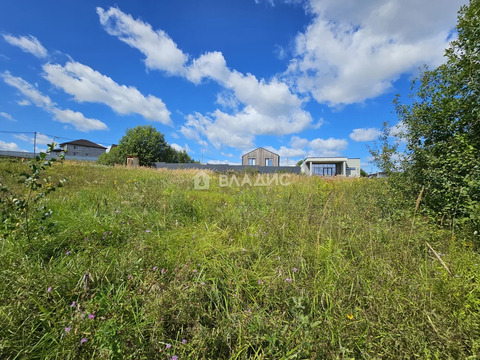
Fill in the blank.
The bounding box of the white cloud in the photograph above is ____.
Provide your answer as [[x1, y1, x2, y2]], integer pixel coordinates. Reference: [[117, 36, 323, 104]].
[[285, 0, 466, 105], [3, 34, 48, 58], [170, 143, 192, 153], [0, 112, 13, 121], [180, 105, 312, 151], [0, 140, 27, 152], [216, 91, 240, 111], [43, 61, 172, 125], [17, 99, 31, 106], [266, 145, 305, 158], [2, 72, 107, 132], [309, 137, 348, 156], [3, 73, 52, 108], [97, 7, 187, 75], [50, 108, 107, 132], [97, 6, 313, 149], [266, 135, 348, 163], [349, 128, 381, 142], [14, 133, 53, 145], [389, 121, 408, 143], [170, 143, 183, 152]]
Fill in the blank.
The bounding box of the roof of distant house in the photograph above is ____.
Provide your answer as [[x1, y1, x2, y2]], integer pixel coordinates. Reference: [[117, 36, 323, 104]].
[[59, 139, 107, 149], [242, 147, 279, 157]]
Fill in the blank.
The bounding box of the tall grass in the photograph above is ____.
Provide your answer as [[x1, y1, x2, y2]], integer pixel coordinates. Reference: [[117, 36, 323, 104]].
[[0, 159, 479, 359]]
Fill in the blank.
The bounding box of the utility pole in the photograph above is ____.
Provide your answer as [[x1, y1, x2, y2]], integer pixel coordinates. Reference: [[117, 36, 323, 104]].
[[33, 131, 37, 157]]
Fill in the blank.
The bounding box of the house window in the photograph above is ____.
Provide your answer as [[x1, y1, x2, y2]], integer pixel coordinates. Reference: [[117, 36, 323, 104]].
[[311, 163, 336, 176], [73, 152, 76, 156], [248, 158, 256, 165], [74, 146, 78, 149], [265, 158, 272, 166]]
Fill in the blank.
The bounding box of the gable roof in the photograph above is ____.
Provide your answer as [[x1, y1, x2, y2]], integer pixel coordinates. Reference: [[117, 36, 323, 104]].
[[242, 147, 279, 157], [59, 139, 107, 149]]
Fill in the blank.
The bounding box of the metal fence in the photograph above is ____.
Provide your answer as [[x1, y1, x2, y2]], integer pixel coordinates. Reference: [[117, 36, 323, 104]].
[[154, 162, 301, 174], [0, 150, 99, 162]]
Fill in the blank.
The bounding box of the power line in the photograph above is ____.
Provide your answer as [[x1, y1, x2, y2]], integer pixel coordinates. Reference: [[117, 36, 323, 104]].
[[0, 130, 36, 134], [0, 130, 117, 146]]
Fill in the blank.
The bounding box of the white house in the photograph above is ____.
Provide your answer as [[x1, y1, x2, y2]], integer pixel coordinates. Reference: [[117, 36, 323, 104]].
[[300, 157, 361, 178]]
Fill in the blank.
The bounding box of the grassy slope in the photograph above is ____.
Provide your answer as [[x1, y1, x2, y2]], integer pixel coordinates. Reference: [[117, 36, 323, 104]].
[[0, 160, 479, 359]]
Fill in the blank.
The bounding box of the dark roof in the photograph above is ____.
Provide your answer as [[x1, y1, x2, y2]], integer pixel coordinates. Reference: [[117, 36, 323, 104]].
[[242, 147, 279, 157], [59, 139, 107, 149]]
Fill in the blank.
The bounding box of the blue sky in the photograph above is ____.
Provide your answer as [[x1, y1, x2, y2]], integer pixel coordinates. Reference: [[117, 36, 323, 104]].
[[0, 0, 466, 171]]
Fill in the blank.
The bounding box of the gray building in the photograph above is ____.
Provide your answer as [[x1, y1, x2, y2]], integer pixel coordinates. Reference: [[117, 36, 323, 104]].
[[300, 157, 361, 177], [242, 147, 279, 166], [59, 139, 106, 159]]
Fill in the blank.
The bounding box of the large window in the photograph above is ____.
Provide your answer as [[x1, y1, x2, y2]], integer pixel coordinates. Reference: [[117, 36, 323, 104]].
[[265, 158, 272, 166], [311, 163, 336, 176], [248, 158, 256, 165]]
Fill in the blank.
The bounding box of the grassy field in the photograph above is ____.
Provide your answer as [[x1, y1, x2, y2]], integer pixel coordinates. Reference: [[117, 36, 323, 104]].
[[0, 159, 479, 359]]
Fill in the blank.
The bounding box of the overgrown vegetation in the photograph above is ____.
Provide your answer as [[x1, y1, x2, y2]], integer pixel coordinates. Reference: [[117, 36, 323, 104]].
[[371, 0, 480, 233], [1, 159, 479, 359], [98, 125, 194, 166]]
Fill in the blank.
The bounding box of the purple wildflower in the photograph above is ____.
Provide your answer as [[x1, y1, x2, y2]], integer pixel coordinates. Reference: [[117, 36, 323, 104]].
[[257, 280, 263, 284], [182, 339, 187, 344], [285, 278, 292, 283], [47, 286, 52, 293], [242, 248, 246, 252], [193, 269, 198, 273], [166, 343, 171, 349], [65, 326, 71, 333], [201, 282, 205, 286], [172, 356, 179, 360], [293, 267, 298, 272], [80, 338, 87, 344], [161, 268, 165, 274], [114, 210, 119, 214], [66, 251, 70, 255], [146, 229, 151, 233], [88, 314, 95, 320], [153, 266, 157, 271], [70, 301, 76, 307]]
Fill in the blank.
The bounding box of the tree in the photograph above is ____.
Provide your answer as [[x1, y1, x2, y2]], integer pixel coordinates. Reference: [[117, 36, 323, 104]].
[[98, 125, 194, 166], [375, 0, 480, 225], [118, 125, 171, 166], [368, 121, 401, 175], [98, 145, 125, 166]]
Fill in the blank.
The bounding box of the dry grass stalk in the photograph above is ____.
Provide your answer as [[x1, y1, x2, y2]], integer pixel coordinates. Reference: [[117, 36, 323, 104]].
[[426, 241, 452, 275]]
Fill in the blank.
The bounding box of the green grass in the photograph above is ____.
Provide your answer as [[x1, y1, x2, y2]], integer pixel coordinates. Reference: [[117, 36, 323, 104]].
[[1, 159, 479, 359]]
